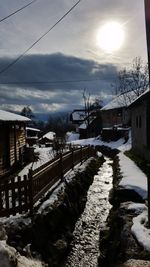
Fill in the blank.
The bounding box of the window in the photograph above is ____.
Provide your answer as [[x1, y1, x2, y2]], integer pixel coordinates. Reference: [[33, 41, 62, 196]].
[[136, 115, 142, 128], [139, 116, 142, 128], [136, 116, 138, 128]]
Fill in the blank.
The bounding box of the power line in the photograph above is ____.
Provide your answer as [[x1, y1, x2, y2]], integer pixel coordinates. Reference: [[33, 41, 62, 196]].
[[0, 0, 82, 76], [0, 78, 102, 85], [0, 0, 38, 23]]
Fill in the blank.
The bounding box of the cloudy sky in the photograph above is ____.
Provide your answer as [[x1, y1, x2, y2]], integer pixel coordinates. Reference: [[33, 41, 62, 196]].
[[0, 0, 148, 114]]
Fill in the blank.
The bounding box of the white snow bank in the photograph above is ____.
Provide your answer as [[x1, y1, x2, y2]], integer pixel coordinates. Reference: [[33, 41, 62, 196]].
[[119, 152, 147, 200], [131, 208, 150, 251], [69, 132, 131, 152], [17, 255, 46, 267], [66, 132, 79, 142], [0, 240, 46, 267], [42, 131, 56, 140], [38, 158, 94, 214], [97, 151, 102, 157], [127, 202, 147, 214], [17, 146, 54, 177]]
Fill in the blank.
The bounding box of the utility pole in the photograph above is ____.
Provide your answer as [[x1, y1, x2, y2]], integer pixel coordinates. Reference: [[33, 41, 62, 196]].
[[145, 0, 150, 79], [144, 0, 150, 228]]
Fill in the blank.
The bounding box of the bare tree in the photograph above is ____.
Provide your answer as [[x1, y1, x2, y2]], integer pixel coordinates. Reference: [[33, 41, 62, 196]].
[[21, 105, 34, 119], [82, 89, 103, 137], [113, 57, 149, 106], [82, 89, 92, 132]]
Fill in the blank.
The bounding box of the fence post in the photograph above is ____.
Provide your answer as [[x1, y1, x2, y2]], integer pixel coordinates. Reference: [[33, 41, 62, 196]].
[[71, 148, 74, 169], [29, 169, 33, 215], [60, 153, 64, 181], [147, 164, 150, 228], [80, 146, 83, 165], [88, 145, 90, 159], [0, 189, 3, 212]]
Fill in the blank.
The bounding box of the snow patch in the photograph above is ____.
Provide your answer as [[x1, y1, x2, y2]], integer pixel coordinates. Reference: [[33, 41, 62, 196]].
[[119, 152, 147, 200]]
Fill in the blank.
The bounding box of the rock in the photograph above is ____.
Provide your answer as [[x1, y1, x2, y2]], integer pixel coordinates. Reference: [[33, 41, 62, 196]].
[[17, 255, 48, 267], [118, 259, 150, 267], [53, 239, 67, 254], [0, 240, 17, 267], [0, 224, 7, 240]]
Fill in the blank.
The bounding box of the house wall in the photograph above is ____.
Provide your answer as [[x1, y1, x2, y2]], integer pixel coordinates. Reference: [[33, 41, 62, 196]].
[[0, 125, 10, 175], [101, 108, 122, 128], [0, 123, 26, 176], [101, 107, 130, 128], [131, 99, 150, 161], [9, 124, 26, 166]]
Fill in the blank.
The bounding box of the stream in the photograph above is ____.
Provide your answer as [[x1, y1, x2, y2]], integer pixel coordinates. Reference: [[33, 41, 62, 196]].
[[64, 157, 113, 267]]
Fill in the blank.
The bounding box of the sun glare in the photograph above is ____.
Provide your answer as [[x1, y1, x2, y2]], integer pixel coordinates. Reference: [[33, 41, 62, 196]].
[[96, 22, 125, 53]]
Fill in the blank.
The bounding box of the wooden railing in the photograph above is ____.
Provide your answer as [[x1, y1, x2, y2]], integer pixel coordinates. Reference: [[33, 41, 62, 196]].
[[0, 146, 96, 217]]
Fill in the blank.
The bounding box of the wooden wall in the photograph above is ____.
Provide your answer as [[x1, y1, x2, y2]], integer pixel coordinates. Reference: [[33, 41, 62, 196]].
[[0, 122, 26, 176]]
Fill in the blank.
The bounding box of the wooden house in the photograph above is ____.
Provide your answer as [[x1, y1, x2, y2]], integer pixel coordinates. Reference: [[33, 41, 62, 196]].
[[70, 108, 102, 138], [78, 116, 102, 139], [26, 127, 40, 146], [100, 92, 132, 128], [0, 110, 30, 177], [130, 89, 150, 161], [70, 109, 87, 132], [39, 131, 56, 147]]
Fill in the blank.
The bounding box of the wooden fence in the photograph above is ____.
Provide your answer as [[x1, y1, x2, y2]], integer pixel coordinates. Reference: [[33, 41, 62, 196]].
[[0, 146, 96, 217]]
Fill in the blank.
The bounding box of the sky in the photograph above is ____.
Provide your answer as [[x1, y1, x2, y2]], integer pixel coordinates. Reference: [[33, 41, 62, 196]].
[[0, 0, 148, 115]]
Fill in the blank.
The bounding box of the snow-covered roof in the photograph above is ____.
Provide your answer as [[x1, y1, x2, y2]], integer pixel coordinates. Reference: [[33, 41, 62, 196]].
[[42, 131, 56, 140], [0, 110, 30, 122], [101, 91, 137, 111], [129, 88, 150, 107], [79, 122, 87, 129], [79, 116, 96, 129], [71, 110, 86, 121], [26, 127, 40, 132]]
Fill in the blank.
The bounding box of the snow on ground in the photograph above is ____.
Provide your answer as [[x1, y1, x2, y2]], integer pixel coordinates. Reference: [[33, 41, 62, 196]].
[[38, 158, 94, 214], [69, 132, 132, 152], [69, 133, 150, 252], [66, 132, 79, 142], [127, 202, 150, 252], [0, 240, 46, 267], [18, 146, 54, 177], [1, 131, 150, 259], [119, 152, 147, 200]]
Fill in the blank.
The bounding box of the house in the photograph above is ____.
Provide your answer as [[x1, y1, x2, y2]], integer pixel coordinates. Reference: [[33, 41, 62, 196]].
[[78, 116, 102, 139], [26, 127, 40, 146], [130, 89, 150, 161], [0, 110, 30, 177], [70, 108, 102, 138], [70, 109, 87, 132], [39, 131, 56, 147], [100, 92, 133, 128]]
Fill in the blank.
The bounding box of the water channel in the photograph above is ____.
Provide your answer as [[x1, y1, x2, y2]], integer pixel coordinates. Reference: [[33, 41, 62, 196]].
[[64, 157, 113, 267]]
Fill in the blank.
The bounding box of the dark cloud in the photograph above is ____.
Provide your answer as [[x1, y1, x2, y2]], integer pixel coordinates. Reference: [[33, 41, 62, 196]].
[[0, 53, 118, 113]]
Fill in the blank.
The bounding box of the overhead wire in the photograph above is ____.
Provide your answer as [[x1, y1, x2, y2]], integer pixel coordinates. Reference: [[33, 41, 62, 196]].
[[0, 0, 82, 76], [0, 78, 102, 85], [0, 0, 38, 23]]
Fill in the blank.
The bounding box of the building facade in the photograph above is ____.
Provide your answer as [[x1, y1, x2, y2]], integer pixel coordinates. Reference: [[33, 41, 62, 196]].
[[0, 110, 30, 176], [130, 90, 150, 161]]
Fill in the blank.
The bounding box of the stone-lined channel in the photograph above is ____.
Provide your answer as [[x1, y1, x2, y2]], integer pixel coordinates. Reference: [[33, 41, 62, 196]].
[[63, 157, 113, 267]]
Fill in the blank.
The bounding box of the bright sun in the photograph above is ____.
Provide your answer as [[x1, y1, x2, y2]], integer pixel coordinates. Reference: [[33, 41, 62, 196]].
[[96, 22, 125, 53]]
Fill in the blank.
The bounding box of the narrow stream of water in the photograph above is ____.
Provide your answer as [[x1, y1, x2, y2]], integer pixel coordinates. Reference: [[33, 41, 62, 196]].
[[64, 157, 113, 267]]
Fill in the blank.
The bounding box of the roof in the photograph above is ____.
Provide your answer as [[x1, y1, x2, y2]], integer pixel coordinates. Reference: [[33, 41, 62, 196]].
[[26, 127, 40, 132], [42, 131, 56, 140], [101, 91, 137, 111], [0, 110, 31, 122], [79, 116, 96, 129], [129, 89, 150, 108], [71, 110, 86, 121]]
